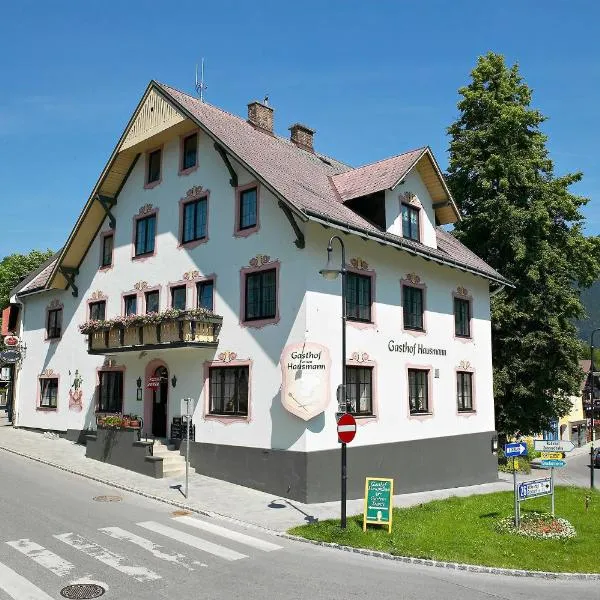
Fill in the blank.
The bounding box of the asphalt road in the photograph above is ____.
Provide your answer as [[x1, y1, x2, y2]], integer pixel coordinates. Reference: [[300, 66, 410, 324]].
[[0, 452, 597, 600]]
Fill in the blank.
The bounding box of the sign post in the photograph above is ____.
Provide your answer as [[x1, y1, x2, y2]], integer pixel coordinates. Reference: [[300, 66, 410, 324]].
[[534, 439, 575, 513], [337, 413, 357, 529], [183, 397, 192, 499], [363, 478, 393, 533], [505, 442, 528, 528]]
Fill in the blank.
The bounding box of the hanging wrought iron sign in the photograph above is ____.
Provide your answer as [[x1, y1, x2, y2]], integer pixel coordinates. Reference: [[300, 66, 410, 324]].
[[3, 335, 19, 347], [0, 349, 21, 364]]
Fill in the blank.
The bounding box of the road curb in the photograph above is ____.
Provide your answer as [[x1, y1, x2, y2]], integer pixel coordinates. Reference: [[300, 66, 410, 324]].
[[2, 443, 599, 581]]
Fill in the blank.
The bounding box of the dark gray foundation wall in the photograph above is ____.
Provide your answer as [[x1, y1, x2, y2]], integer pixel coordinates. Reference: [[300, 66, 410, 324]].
[[185, 430, 498, 503]]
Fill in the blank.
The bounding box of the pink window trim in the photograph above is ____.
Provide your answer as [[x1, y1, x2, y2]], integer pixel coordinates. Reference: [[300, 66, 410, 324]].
[[131, 208, 159, 262], [143, 359, 169, 436], [399, 198, 424, 243], [455, 367, 477, 416], [167, 280, 189, 310], [121, 290, 141, 316], [86, 295, 108, 321], [37, 372, 60, 411], [178, 130, 200, 176], [192, 274, 217, 311], [141, 285, 162, 314], [144, 145, 163, 190], [177, 190, 210, 250], [400, 278, 428, 336], [234, 181, 261, 237], [452, 290, 474, 343], [44, 301, 64, 343], [95, 364, 126, 414], [202, 358, 252, 425], [406, 363, 434, 419], [346, 265, 377, 330], [98, 229, 115, 272], [346, 354, 378, 426], [239, 259, 281, 329]]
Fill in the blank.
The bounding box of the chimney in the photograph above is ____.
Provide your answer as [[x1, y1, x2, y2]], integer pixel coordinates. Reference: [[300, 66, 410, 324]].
[[247, 99, 274, 134], [289, 123, 315, 153]]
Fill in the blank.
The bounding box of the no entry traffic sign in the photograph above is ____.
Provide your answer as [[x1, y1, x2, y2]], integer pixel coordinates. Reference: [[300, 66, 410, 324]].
[[337, 413, 357, 444]]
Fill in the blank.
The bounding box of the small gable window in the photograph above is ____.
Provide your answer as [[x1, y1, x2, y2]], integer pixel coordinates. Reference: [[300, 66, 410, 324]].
[[101, 233, 113, 268], [89, 301, 106, 321], [402, 203, 420, 241], [147, 149, 161, 185], [135, 215, 156, 256], [239, 187, 258, 230], [46, 308, 62, 339], [182, 133, 198, 171]]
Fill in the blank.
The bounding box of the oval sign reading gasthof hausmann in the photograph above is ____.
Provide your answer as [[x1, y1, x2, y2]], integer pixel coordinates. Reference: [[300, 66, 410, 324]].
[[0, 349, 20, 364]]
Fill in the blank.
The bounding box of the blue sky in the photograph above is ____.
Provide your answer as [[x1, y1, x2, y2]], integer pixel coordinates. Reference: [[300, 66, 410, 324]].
[[1, 0, 598, 256]]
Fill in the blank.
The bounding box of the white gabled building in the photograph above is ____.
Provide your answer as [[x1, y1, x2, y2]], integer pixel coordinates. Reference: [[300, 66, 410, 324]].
[[6, 81, 509, 501]]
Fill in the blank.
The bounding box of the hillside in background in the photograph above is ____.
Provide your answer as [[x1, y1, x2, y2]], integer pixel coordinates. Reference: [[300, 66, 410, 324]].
[[576, 281, 600, 344]]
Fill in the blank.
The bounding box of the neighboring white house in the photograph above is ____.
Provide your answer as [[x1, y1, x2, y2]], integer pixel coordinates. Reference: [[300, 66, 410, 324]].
[[6, 81, 509, 502]]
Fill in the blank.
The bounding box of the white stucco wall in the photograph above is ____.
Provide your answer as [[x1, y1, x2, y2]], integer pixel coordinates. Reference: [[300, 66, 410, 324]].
[[14, 125, 494, 456]]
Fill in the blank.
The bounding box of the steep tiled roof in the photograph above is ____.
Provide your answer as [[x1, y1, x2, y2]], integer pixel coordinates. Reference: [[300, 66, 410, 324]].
[[331, 148, 426, 202], [11, 254, 60, 297]]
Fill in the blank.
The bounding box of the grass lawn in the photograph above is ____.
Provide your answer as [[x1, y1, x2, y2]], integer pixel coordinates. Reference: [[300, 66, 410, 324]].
[[289, 486, 600, 573]]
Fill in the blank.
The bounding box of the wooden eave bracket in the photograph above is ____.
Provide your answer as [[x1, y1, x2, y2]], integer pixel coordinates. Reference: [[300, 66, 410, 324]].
[[278, 201, 305, 249], [59, 266, 79, 297], [95, 194, 117, 229], [214, 143, 238, 188]]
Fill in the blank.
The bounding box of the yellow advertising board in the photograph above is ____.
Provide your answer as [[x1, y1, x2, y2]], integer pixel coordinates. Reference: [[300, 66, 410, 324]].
[[541, 452, 564, 460]]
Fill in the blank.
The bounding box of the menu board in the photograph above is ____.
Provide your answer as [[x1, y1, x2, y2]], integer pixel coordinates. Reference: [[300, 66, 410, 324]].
[[363, 477, 394, 533]]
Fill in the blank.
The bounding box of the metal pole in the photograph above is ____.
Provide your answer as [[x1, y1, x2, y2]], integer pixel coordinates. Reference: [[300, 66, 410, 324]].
[[341, 442, 347, 528], [185, 397, 190, 499], [513, 456, 519, 529], [550, 467, 555, 517]]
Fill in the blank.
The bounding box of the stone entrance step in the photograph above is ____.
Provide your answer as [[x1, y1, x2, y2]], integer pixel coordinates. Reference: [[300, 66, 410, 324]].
[[151, 439, 187, 478]]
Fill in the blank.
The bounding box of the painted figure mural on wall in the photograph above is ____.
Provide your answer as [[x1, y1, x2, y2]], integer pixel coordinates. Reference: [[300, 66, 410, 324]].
[[281, 342, 331, 421], [68, 369, 83, 412]]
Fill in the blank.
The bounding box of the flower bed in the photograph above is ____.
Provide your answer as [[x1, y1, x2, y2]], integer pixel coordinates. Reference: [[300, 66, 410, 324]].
[[495, 512, 576, 540]]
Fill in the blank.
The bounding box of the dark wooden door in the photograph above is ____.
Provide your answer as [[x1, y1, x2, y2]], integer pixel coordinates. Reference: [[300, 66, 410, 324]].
[[152, 366, 168, 438]]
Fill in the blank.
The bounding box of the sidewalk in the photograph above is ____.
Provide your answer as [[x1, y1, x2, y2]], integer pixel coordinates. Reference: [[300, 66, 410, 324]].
[[0, 418, 514, 532]]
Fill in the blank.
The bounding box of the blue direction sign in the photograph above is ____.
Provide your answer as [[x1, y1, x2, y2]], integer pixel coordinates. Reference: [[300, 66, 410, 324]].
[[518, 477, 553, 500], [504, 442, 528, 457], [541, 459, 566, 468]]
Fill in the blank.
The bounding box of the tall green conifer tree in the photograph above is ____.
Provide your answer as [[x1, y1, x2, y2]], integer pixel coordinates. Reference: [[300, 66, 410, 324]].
[[447, 52, 600, 435]]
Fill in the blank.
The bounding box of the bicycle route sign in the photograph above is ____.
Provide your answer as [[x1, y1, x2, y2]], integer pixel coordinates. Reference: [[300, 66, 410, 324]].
[[518, 477, 553, 501]]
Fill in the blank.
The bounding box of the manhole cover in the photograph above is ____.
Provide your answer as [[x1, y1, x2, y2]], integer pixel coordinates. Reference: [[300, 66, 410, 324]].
[[60, 583, 105, 598], [93, 495, 122, 502]]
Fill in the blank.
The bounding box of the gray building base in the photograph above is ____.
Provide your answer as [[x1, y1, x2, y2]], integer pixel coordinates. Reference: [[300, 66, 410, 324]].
[[184, 431, 498, 503]]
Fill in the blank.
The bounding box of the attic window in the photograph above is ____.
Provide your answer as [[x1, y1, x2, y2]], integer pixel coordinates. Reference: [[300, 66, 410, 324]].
[[346, 191, 386, 230]]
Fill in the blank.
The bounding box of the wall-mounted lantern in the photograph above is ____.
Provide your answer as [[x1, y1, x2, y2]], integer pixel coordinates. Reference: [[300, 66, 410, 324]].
[[491, 434, 499, 454], [171, 375, 177, 388], [136, 377, 142, 401]]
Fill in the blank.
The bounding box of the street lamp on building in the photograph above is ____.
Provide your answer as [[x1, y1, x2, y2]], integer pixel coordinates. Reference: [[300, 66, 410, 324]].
[[319, 235, 349, 528]]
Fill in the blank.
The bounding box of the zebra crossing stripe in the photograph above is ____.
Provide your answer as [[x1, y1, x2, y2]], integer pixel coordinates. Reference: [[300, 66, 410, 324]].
[[98, 527, 207, 570], [174, 516, 283, 552], [136, 521, 247, 561], [6, 539, 75, 577], [0, 559, 55, 600], [54, 532, 161, 582]]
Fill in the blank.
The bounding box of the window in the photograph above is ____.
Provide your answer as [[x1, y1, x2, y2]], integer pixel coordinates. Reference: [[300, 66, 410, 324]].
[[457, 371, 473, 412], [209, 366, 249, 416], [171, 286, 186, 310], [182, 133, 197, 171], [346, 273, 372, 322], [402, 203, 420, 241], [454, 297, 471, 337], [239, 187, 257, 230], [408, 369, 429, 414], [245, 269, 276, 321], [40, 378, 58, 408], [197, 280, 214, 311], [182, 198, 207, 243], [124, 294, 137, 316], [135, 215, 156, 256], [346, 366, 373, 415], [46, 308, 62, 339], [145, 290, 159, 314], [147, 149, 161, 184], [101, 234, 113, 267], [89, 301, 106, 321], [403, 286, 424, 330], [98, 371, 123, 413]]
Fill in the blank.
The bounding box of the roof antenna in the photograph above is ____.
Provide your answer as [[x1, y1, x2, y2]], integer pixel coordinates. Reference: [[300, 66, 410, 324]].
[[195, 58, 207, 102], [263, 94, 269, 106]]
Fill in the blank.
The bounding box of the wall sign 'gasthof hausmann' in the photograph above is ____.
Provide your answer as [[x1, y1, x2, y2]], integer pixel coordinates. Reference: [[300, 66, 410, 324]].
[[280, 342, 331, 421]]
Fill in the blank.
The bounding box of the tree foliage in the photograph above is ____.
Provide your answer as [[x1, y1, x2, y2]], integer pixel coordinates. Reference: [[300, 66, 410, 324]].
[[446, 52, 600, 435], [0, 249, 55, 317]]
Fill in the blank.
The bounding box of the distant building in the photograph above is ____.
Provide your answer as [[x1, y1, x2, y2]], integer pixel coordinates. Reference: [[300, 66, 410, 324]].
[[8, 81, 509, 501]]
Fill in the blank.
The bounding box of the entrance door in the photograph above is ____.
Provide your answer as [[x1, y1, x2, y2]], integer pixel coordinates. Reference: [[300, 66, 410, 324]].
[[152, 366, 168, 438]]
